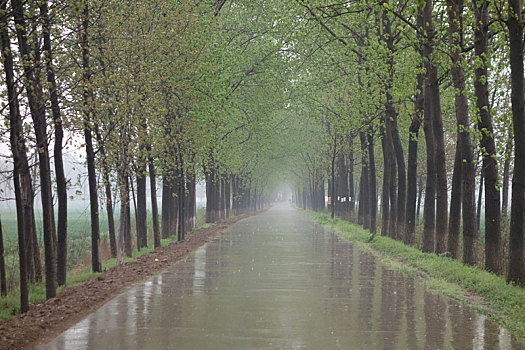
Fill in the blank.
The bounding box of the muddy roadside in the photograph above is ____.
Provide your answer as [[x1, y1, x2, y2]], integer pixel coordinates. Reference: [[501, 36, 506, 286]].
[[0, 212, 260, 350]]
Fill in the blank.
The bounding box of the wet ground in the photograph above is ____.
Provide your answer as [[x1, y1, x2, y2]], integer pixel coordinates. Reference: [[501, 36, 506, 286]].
[[41, 203, 524, 349]]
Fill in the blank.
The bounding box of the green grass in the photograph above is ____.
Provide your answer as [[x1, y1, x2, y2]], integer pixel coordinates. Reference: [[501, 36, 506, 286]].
[[306, 210, 525, 340], [200, 223, 216, 229]]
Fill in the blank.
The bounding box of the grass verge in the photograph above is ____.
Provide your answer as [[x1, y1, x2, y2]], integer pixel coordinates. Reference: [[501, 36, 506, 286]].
[[306, 210, 525, 340]]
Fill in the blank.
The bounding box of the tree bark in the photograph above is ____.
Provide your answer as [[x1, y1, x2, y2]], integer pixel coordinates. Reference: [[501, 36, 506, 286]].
[[28, 207, 41, 283], [136, 167, 147, 250], [477, 167, 484, 233], [177, 152, 185, 241], [205, 154, 220, 223], [388, 149, 398, 239], [501, 139, 512, 220], [448, 140, 462, 259], [422, 0, 448, 254], [432, 78, 448, 256], [11, 0, 57, 298], [149, 157, 161, 248], [39, 0, 68, 286], [116, 168, 131, 265], [1, 2, 28, 308], [336, 152, 349, 219], [380, 10, 404, 240], [348, 148, 355, 216], [81, 2, 101, 273], [421, 3, 436, 253], [187, 165, 197, 229], [416, 175, 423, 225], [331, 133, 337, 219], [380, 121, 394, 237], [161, 176, 173, 239], [94, 124, 117, 258], [473, 0, 502, 274], [225, 176, 231, 218], [507, 0, 525, 285], [358, 133, 369, 227], [446, 0, 478, 264], [446, 0, 464, 260], [124, 180, 132, 258], [367, 133, 377, 234], [405, 71, 423, 245], [103, 159, 117, 256], [0, 218, 5, 297], [220, 178, 226, 220]]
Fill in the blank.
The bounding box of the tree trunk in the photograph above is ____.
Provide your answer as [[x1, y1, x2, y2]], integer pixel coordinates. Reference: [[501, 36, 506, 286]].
[[432, 75, 448, 255], [318, 176, 325, 210], [367, 132, 377, 234], [81, 3, 101, 273], [447, 0, 477, 264], [39, 0, 68, 286], [446, 0, 464, 259], [424, 0, 448, 254], [85, 128, 101, 272], [381, 9, 406, 241], [95, 125, 117, 258], [348, 148, 355, 216], [421, 3, 436, 253], [205, 155, 220, 223], [507, 0, 525, 285], [11, 0, 57, 298], [473, 0, 502, 274], [116, 168, 131, 265], [220, 178, 226, 220], [124, 179, 132, 258], [187, 166, 197, 229], [149, 157, 161, 248], [0, 218, 5, 297], [11, 166, 28, 311], [103, 161, 117, 257], [225, 176, 231, 218], [501, 139, 512, 220], [136, 167, 147, 250], [29, 210, 41, 283], [388, 150, 398, 239], [336, 152, 349, 219], [161, 176, 173, 239], [177, 153, 185, 241], [392, 116, 406, 241], [462, 159, 478, 265], [416, 175, 423, 226], [380, 122, 393, 237], [1, 3, 28, 307], [331, 134, 337, 219], [405, 71, 423, 244], [358, 134, 369, 227], [477, 167, 484, 234], [448, 140, 462, 258]]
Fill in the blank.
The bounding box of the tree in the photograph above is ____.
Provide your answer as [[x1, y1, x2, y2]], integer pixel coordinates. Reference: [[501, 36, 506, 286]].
[[11, 0, 57, 299], [80, 1, 101, 273], [1, 0, 28, 309], [507, 0, 525, 285], [39, 0, 68, 285]]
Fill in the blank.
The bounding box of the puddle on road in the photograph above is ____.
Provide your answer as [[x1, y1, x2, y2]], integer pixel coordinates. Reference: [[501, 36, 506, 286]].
[[41, 204, 524, 349]]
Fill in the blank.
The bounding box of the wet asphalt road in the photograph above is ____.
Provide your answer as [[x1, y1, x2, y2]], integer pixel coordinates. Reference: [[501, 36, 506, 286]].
[[41, 203, 524, 349]]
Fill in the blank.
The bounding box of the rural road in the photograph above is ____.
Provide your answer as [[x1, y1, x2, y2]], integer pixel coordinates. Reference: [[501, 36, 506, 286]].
[[41, 203, 523, 349]]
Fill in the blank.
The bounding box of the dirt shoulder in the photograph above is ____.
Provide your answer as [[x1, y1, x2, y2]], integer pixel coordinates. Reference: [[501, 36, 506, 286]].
[[0, 212, 259, 350]]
